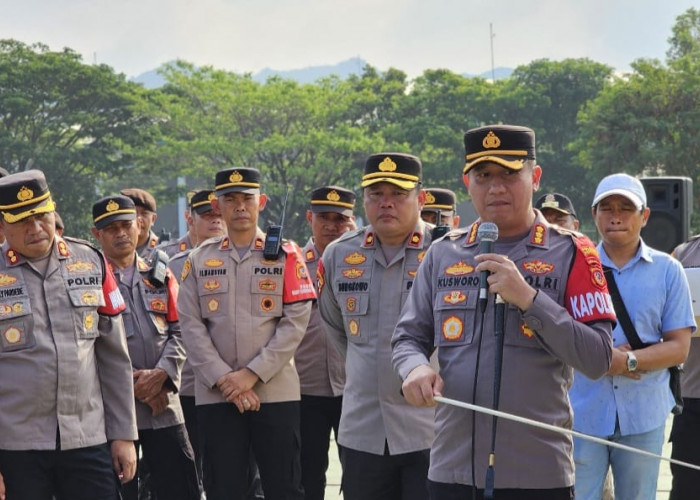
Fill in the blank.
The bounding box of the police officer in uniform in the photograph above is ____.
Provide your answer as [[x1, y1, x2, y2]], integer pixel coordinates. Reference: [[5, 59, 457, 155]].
[[0, 170, 138, 499], [121, 188, 160, 260], [159, 190, 200, 258], [534, 192, 580, 231], [295, 185, 356, 499], [421, 187, 460, 229], [318, 153, 435, 500], [177, 167, 316, 500], [392, 126, 616, 500], [169, 189, 225, 481], [91, 194, 201, 500]]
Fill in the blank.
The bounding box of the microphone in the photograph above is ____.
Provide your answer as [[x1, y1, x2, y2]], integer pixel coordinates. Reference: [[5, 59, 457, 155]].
[[477, 222, 499, 312]]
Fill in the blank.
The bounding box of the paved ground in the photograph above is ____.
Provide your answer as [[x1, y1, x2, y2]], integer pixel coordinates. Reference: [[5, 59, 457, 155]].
[[324, 415, 676, 499]]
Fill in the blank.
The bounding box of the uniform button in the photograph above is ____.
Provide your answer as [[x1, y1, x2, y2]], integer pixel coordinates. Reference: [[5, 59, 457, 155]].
[[614, 385, 618, 389]]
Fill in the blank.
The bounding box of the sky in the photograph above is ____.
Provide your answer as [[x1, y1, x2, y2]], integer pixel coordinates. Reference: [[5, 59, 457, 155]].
[[2, 0, 697, 79]]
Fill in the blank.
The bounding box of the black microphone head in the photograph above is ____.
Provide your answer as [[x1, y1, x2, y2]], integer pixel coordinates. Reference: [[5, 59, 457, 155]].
[[477, 221, 498, 243]]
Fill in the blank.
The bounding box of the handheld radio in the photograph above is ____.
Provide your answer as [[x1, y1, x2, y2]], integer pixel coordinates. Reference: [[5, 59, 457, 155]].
[[149, 249, 170, 288], [263, 186, 290, 260], [431, 211, 451, 241]]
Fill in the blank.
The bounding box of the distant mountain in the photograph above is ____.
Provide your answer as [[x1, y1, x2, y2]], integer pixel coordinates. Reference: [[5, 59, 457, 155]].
[[253, 57, 367, 84], [130, 59, 512, 89], [131, 66, 168, 89], [463, 67, 513, 80]]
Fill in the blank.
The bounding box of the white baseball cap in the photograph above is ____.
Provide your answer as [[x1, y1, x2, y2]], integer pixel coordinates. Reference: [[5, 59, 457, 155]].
[[592, 173, 646, 210]]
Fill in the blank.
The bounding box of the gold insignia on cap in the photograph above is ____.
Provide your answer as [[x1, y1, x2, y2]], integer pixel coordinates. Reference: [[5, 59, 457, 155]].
[[327, 190, 341, 202], [483, 131, 501, 149], [425, 192, 436, 204], [17, 186, 33, 202], [229, 171, 243, 183], [378, 157, 397, 172], [208, 192, 216, 201], [106, 200, 119, 212], [545, 194, 556, 203]]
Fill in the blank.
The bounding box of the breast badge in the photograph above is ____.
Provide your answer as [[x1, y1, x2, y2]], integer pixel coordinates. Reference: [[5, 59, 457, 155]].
[[3, 326, 21, 344], [442, 316, 463, 341]]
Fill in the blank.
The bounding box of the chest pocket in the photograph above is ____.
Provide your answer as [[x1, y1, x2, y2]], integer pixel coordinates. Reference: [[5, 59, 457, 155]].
[[251, 274, 284, 317], [434, 289, 477, 347], [338, 293, 370, 345], [142, 287, 169, 335], [0, 298, 35, 352], [197, 273, 230, 319], [66, 278, 104, 340]]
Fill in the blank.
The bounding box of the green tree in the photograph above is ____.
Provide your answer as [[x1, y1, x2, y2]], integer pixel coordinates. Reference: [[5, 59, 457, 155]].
[[138, 62, 385, 241], [0, 39, 154, 237], [492, 58, 613, 230]]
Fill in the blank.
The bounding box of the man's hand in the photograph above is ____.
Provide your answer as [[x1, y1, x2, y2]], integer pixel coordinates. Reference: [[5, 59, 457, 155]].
[[111, 440, 137, 484], [133, 368, 168, 401], [402, 364, 444, 407], [231, 389, 261, 413], [475, 253, 538, 311], [216, 368, 259, 400], [607, 344, 643, 379], [145, 387, 171, 416], [0, 470, 5, 500]]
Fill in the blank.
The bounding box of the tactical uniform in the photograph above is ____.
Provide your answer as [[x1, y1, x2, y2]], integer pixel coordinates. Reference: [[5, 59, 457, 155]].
[[392, 216, 616, 489], [317, 222, 436, 467], [178, 224, 316, 499], [666, 235, 700, 499]]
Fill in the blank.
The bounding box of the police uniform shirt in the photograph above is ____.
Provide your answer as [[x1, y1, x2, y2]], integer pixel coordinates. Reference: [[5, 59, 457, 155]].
[[138, 230, 160, 261], [317, 220, 436, 456], [0, 236, 138, 450], [392, 215, 615, 488], [169, 248, 196, 397], [112, 255, 186, 430], [294, 239, 345, 397], [177, 229, 316, 405], [158, 233, 194, 259]]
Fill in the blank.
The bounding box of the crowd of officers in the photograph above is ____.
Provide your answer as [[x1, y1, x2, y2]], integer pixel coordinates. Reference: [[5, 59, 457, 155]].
[[0, 123, 697, 500]]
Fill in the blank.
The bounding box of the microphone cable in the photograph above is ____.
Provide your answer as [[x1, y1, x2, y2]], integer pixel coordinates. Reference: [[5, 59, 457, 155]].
[[470, 296, 488, 500]]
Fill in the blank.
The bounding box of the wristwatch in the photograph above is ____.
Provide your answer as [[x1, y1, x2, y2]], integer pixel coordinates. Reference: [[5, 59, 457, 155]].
[[626, 351, 638, 372]]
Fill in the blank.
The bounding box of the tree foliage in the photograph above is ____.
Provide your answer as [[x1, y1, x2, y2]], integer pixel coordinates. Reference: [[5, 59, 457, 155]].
[[1, 7, 699, 241], [0, 39, 154, 236]]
